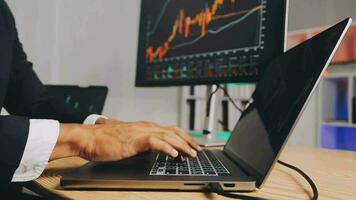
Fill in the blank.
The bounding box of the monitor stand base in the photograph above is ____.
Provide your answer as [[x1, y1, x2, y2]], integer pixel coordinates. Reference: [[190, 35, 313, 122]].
[[195, 136, 228, 147]]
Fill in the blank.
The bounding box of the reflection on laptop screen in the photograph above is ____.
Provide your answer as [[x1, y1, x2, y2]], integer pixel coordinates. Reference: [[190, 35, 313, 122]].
[[224, 19, 350, 186]]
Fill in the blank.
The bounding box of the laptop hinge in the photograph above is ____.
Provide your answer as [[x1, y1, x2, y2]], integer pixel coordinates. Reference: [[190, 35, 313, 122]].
[[221, 149, 259, 184]]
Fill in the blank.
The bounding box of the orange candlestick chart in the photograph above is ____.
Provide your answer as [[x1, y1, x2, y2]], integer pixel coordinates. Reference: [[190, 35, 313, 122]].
[[136, 0, 287, 86], [145, 0, 264, 63]]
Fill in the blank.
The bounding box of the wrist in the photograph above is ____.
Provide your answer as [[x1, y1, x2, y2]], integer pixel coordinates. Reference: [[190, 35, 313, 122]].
[[84, 114, 108, 125], [95, 117, 107, 124], [49, 124, 93, 161]]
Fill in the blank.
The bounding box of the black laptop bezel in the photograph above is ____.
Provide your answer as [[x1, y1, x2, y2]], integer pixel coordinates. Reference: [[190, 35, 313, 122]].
[[222, 18, 352, 188]]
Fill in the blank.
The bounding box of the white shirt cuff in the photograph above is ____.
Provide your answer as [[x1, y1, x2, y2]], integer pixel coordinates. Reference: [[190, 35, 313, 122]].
[[83, 114, 108, 125], [11, 114, 107, 182], [11, 119, 60, 182]]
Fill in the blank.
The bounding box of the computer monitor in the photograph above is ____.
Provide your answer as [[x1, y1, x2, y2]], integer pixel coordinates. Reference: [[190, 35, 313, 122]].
[[136, 0, 288, 87]]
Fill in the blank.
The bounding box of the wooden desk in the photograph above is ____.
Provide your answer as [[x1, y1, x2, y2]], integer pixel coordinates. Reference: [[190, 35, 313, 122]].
[[27, 146, 356, 200]]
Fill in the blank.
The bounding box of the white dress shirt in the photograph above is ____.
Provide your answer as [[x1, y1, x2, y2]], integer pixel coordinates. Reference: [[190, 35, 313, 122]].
[[11, 114, 107, 182]]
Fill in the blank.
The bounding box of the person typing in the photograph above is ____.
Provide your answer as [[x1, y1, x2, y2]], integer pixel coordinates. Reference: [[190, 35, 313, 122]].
[[0, 0, 201, 197]]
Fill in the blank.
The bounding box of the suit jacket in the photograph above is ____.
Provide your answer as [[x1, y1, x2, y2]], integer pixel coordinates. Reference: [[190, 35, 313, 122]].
[[0, 0, 87, 191]]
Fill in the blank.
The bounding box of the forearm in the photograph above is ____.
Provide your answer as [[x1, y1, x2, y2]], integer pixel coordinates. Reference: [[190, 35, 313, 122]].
[[49, 119, 201, 164], [49, 124, 93, 161], [12, 116, 104, 182]]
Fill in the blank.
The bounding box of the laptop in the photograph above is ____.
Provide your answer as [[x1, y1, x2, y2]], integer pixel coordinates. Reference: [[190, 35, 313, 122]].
[[61, 18, 352, 191], [45, 85, 108, 123]]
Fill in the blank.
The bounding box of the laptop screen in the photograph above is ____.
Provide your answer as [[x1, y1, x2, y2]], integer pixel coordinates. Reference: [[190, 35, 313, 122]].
[[223, 18, 351, 187]]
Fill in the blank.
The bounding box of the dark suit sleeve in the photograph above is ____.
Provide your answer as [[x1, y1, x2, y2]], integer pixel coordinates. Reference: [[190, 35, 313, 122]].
[[0, 0, 85, 189], [0, 0, 30, 189], [0, 116, 29, 188], [1, 1, 87, 123]]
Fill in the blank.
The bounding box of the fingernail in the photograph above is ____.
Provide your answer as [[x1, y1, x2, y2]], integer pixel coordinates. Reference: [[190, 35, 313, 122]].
[[197, 146, 203, 151], [172, 149, 179, 157], [191, 149, 197, 157]]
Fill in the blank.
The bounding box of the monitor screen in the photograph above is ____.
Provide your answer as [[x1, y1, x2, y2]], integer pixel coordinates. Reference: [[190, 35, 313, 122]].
[[223, 19, 351, 187], [136, 0, 287, 87]]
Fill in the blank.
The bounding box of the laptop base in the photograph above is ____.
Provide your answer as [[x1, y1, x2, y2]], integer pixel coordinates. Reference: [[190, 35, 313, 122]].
[[61, 150, 256, 191]]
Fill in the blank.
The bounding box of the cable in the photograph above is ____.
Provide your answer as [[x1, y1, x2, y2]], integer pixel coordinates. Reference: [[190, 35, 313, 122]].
[[218, 85, 244, 113], [208, 182, 268, 200], [213, 87, 319, 200], [205, 85, 245, 132], [277, 160, 319, 200], [205, 85, 245, 115], [208, 160, 319, 200]]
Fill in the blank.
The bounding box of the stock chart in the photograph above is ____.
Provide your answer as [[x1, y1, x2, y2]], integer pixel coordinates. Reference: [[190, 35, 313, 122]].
[[136, 0, 285, 86], [146, 0, 264, 62]]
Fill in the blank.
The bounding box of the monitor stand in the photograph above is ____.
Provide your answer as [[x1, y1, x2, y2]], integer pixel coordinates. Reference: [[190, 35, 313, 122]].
[[194, 85, 229, 147]]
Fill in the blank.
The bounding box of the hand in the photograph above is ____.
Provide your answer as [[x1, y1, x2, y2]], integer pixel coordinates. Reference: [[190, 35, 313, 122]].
[[50, 119, 202, 162], [84, 119, 202, 161]]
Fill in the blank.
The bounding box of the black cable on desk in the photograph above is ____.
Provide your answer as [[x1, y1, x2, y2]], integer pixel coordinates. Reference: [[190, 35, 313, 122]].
[[207, 87, 319, 200], [277, 160, 319, 200], [208, 182, 268, 200], [208, 160, 318, 200]]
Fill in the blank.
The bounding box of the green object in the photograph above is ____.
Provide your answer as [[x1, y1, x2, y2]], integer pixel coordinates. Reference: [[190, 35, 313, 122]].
[[189, 131, 231, 140], [189, 131, 204, 137], [217, 132, 231, 140], [167, 66, 174, 79]]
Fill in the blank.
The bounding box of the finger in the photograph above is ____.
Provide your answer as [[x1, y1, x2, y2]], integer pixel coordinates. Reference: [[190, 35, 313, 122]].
[[160, 132, 197, 157], [169, 126, 202, 151], [147, 137, 179, 158]]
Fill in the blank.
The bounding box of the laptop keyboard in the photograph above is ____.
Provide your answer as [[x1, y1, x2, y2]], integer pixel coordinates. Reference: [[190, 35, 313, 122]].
[[149, 150, 230, 176]]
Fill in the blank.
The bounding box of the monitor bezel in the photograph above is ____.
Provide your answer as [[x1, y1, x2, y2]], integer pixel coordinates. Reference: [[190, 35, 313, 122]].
[[135, 0, 289, 87]]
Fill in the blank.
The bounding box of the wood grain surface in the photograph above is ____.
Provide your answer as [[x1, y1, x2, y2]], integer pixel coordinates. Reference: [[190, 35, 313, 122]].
[[27, 146, 356, 200]]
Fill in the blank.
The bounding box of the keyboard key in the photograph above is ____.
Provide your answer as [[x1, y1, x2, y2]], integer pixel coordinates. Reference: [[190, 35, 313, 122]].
[[165, 169, 176, 174], [204, 171, 216, 175], [150, 151, 230, 176]]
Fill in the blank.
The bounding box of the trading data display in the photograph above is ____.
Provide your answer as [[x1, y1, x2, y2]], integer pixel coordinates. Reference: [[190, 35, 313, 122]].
[[136, 0, 286, 86]]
